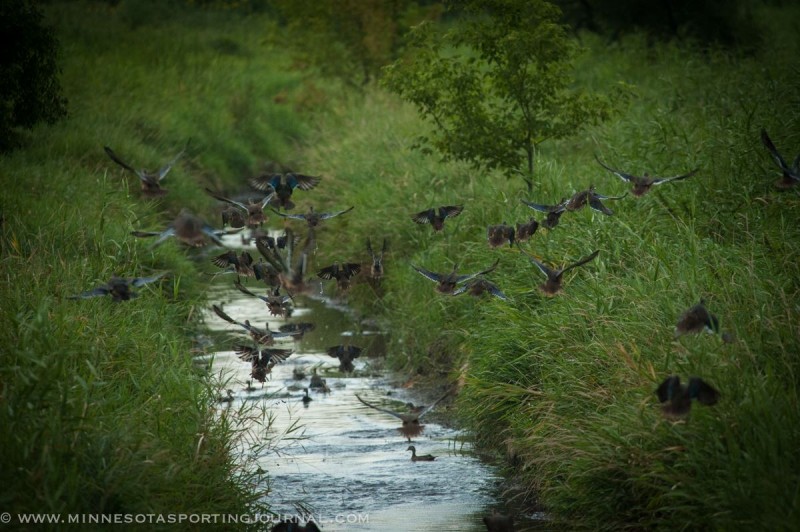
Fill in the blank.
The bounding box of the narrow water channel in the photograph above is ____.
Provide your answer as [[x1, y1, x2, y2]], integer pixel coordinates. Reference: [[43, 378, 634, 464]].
[[199, 235, 542, 531]]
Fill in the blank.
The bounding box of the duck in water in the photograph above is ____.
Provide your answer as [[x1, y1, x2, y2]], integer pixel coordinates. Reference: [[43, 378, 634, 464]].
[[406, 445, 436, 461]]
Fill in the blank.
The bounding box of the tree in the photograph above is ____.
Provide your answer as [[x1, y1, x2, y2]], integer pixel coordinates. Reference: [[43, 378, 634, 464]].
[[382, 0, 624, 191], [270, 0, 443, 89], [0, 0, 68, 152]]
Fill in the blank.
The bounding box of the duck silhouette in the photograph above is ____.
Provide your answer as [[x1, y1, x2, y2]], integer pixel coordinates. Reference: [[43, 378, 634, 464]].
[[520, 247, 599, 295], [564, 185, 627, 215], [656, 375, 719, 418], [255, 228, 312, 294], [595, 155, 698, 197], [252, 260, 281, 288], [407, 445, 436, 461], [317, 262, 362, 291], [366, 237, 388, 282], [219, 205, 246, 229], [104, 144, 185, 197], [233, 281, 293, 317], [520, 198, 566, 229], [514, 218, 539, 242], [212, 250, 255, 278], [271, 204, 354, 228], [487, 222, 515, 248], [68, 272, 166, 302], [327, 344, 363, 373], [452, 277, 508, 300], [302, 387, 313, 405], [674, 299, 733, 342], [235, 345, 293, 383], [257, 231, 289, 251], [217, 389, 235, 405], [411, 259, 499, 295], [131, 209, 227, 248], [411, 205, 464, 231], [212, 304, 300, 345], [249, 172, 321, 210], [205, 187, 274, 228]]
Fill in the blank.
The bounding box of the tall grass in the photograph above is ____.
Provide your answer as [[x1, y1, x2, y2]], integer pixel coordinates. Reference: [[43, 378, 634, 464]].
[[0, 1, 309, 522], [298, 4, 800, 528], [3, 1, 798, 528]]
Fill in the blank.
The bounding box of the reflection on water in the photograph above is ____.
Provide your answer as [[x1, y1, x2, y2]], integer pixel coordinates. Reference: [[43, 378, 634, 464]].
[[201, 235, 543, 531]]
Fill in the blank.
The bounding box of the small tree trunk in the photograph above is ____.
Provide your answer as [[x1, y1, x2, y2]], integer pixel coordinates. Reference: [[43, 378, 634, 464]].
[[524, 143, 535, 193]]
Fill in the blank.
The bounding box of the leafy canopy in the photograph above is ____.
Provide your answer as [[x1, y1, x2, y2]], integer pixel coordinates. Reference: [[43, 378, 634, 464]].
[[382, 0, 624, 190]]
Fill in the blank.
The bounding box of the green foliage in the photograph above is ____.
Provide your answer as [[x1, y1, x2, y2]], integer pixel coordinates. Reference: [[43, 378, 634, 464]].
[[0, 0, 68, 152], [382, 0, 625, 191], [270, 0, 443, 88]]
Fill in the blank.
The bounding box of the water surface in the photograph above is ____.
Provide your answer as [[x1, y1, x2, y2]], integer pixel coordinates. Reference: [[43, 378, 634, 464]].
[[200, 235, 541, 531]]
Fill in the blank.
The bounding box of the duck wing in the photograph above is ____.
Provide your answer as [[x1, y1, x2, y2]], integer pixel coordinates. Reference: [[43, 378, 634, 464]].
[[355, 394, 407, 420], [68, 285, 112, 299], [104, 146, 138, 175], [518, 246, 556, 279], [411, 264, 443, 283], [128, 272, 167, 287], [595, 155, 637, 183], [652, 168, 699, 185], [520, 199, 566, 213], [156, 147, 186, 181], [234, 280, 268, 303], [411, 208, 435, 225], [205, 188, 248, 212], [559, 250, 600, 276], [417, 389, 452, 419], [687, 377, 719, 406], [588, 195, 614, 215], [248, 173, 281, 193], [131, 228, 176, 248], [286, 173, 321, 191], [319, 206, 355, 220], [212, 304, 248, 330], [455, 258, 499, 284], [439, 205, 464, 219], [270, 207, 305, 220]]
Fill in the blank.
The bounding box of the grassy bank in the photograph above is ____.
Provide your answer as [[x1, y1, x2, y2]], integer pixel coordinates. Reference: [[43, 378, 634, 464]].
[[298, 5, 800, 529], [3, 1, 799, 528], [0, 2, 309, 522]]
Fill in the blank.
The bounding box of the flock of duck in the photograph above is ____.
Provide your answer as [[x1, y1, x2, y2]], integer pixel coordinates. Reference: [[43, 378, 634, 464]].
[[65, 127, 798, 531]]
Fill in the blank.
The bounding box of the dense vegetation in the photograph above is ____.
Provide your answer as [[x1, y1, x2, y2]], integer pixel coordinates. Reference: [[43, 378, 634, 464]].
[[2, 0, 798, 529], [0, 2, 308, 524], [301, 4, 800, 530]]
